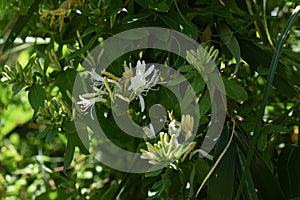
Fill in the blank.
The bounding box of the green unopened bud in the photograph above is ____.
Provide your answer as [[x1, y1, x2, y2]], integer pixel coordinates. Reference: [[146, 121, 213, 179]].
[[23, 69, 33, 84], [58, 98, 72, 116], [35, 59, 44, 75], [1, 72, 12, 82], [145, 142, 156, 152], [39, 107, 48, 118], [49, 50, 61, 71], [182, 142, 196, 161], [3, 65, 15, 80], [15, 63, 23, 74], [36, 116, 52, 125], [48, 102, 56, 116]]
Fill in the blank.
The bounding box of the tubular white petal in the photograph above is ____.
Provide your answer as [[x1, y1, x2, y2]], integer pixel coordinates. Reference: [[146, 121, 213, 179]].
[[136, 60, 146, 76], [89, 104, 95, 120], [145, 69, 159, 88], [138, 94, 145, 112], [89, 69, 104, 82], [143, 124, 156, 139], [143, 64, 155, 78], [77, 94, 106, 120], [129, 75, 146, 92]]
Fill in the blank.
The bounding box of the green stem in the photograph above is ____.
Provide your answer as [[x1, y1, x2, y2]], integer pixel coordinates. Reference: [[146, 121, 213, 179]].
[[234, 5, 300, 200]]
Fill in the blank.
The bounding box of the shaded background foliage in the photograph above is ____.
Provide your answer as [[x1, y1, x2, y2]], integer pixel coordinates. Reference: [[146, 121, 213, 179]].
[[0, 0, 299, 199]]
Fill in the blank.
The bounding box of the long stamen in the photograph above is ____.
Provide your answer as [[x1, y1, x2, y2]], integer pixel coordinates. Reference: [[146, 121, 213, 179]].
[[103, 77, 114, 102], [101, 69, 120, 81]]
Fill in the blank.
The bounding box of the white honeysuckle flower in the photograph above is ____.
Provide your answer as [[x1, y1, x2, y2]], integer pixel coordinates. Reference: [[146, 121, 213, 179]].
[[125, 60, 160, 112], [121, 61, 133, 90], [128, 61, 155, 92], [181, 114, 194, 140], [140, 132, 196, 167], [143, 123, 156, 139], [78, 68, 121, 120], [77, 94, 106, 120], [89, 68, 122, 91], [140, 114, 198, 167]]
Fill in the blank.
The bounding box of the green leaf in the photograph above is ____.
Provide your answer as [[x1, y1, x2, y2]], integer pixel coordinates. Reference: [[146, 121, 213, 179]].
[[160, 10, 198, 40], [135, 0, 170, 13], [237, 36, 299, 97], [193, 159, 210, 183], [64, 135, 75, 172], [198, 89, 211, 116], [191, 75, 205, 93], [262, 124, 289, 134], [117, 28, 150, 40], [63, 121, 90, 155], [223, 78, 248, 101], [188, 164, 196, 197], [81, 26, 100, 38], [12, 84, 24, 96], [46, 128, 56, 144], [55, 69, 77, 103], [145, 168, 163, 178], [236, 146, 259, 200], [250, 149, 286, 199], [257, 65, 269, 75], [187, 6, 232, 19], [0, 0, 6, 11], [236, 132, 286, 199], [218, 23, 241, 74], [100, 184, 119, 200], [121, 11, 153, 24], [74, 6, 92, 16], [134, 0, 148, 9], [149, 1, 170, 13], [177, 65, 194, 72], [105, 7, 126, 17], [278, 145, 300, 198], [235, 7, 300, 199], [207, 130, 236, 200], [36, 126, 51, 140], [67, 35, 98, 59], [28, 85, 46, 111], [2, 0, 40, 52]]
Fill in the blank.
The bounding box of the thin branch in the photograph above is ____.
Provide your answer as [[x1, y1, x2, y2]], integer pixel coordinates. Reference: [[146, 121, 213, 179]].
[[195, 120, 236, 197]]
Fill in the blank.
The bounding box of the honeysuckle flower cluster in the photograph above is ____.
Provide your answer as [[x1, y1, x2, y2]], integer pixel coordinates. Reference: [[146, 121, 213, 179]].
[[122, 60, 160, 112], [77, 60, 160, 119], [77, 68, 120, 120], [140, 114, 196, 167], [77, 60, 197, 167], [186, 45, 220, 79]]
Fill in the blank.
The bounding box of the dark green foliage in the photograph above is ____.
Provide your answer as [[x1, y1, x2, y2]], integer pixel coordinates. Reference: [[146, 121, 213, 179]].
[[0, 0, 299, 199]]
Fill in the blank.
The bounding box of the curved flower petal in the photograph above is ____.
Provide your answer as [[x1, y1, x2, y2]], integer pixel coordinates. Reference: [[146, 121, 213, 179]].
[[138, 94, 145, 112], [143, 123, 156, 139], [77, 94, 106, 120]]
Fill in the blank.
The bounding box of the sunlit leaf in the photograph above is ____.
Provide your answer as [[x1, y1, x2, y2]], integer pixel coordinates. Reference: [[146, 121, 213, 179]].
[[223, 78, 248, 101], [2, 0, 40, 52]]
